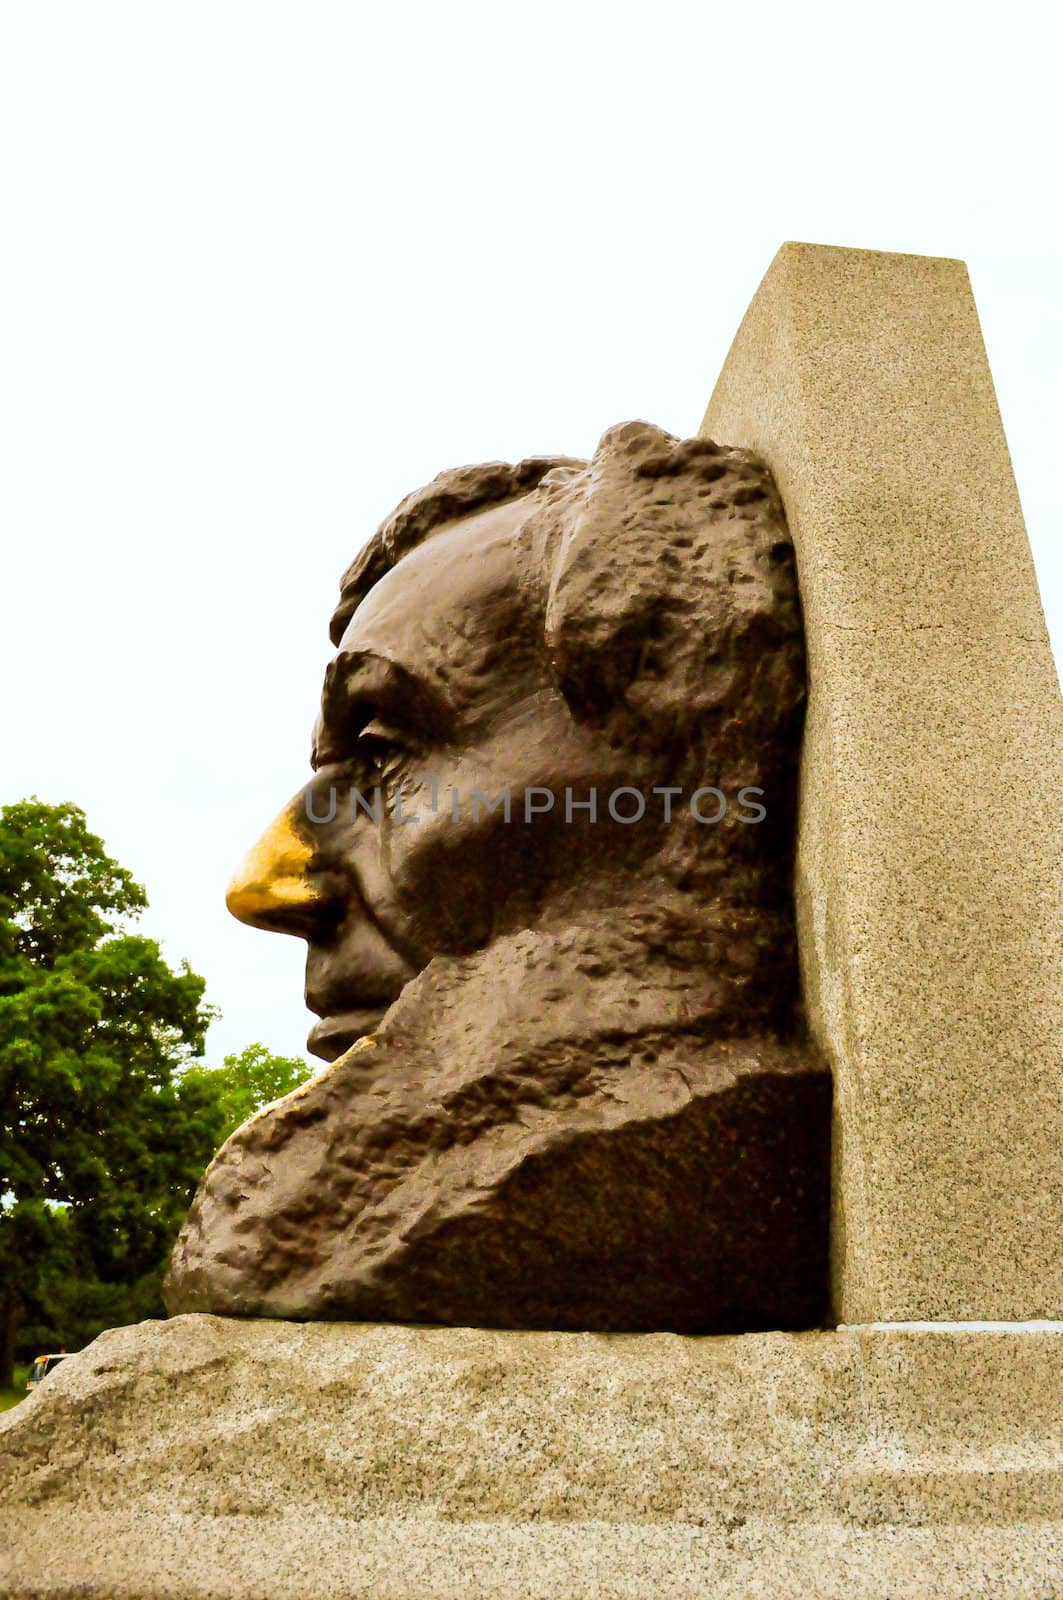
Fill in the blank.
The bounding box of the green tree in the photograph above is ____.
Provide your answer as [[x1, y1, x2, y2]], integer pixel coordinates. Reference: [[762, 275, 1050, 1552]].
[[0, 799, 224, 1386], [182, 1043, 313, 1144]]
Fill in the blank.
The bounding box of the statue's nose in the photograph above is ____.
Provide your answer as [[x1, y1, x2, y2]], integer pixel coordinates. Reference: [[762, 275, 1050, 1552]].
[[226, 801, 331, 937]]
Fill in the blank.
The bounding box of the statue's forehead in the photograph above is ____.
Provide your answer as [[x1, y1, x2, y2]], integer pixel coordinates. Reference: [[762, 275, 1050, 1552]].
[[334, 496, 534, 677]]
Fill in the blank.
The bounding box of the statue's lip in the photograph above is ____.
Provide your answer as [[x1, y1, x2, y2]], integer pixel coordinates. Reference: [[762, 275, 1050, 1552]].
[[307, 1008, 389, 1062]]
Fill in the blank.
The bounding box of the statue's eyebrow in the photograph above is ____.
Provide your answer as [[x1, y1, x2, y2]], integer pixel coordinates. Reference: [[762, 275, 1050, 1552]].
[[312, 649, 452, 768]]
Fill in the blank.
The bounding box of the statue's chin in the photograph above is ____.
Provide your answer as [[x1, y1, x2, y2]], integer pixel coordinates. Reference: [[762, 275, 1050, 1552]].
[[307, 1008, 390, 1062]]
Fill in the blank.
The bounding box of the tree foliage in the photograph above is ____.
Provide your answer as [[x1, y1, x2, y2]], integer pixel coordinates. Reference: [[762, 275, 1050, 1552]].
[[0, 800, 318, 1382], [0, 800, 222, 1382], [182, 1043, 313, 1145]]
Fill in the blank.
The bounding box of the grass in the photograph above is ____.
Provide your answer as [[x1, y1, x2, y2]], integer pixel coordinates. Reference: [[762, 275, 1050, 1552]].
[[0, 1364, 30, 1412]]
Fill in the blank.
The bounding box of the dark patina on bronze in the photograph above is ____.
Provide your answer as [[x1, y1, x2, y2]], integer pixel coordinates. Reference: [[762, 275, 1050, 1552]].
[[165, 422, 830, 1333]]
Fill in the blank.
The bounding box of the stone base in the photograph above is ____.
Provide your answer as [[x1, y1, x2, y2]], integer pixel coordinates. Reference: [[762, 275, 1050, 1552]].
[[1, 1314, 1060, 1598]]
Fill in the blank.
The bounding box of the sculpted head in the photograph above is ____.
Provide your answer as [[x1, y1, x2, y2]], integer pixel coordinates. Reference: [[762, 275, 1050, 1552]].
[[227, 421, 806, 1062], [167, 422, 828, 1334]]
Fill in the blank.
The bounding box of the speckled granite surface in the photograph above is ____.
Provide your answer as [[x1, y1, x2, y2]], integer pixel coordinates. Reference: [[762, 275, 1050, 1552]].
[[1, 1315, 1060, 1597], [703, 241, 1063, 1325]]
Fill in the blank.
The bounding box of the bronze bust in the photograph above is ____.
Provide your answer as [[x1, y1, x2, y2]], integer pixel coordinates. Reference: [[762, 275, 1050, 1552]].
[[165, 422, 830, 1333]]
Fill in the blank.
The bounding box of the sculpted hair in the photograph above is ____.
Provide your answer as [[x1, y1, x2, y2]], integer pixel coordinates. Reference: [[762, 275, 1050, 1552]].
[[517, 422, 804, 752], [515, 422, 806, 899], [333, 420, 805, 812], [330, 455, 580, 646]]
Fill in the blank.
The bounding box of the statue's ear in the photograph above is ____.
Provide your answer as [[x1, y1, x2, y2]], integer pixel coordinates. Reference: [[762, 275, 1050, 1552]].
[[536, 423, 804, 744]]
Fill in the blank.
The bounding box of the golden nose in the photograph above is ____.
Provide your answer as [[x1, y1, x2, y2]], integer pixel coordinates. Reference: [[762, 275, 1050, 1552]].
[[225, 804, 325, 935]]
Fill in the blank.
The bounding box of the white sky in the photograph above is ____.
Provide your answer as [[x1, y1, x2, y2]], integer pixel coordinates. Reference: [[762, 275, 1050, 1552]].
[[2, 3, 1060, 1064]]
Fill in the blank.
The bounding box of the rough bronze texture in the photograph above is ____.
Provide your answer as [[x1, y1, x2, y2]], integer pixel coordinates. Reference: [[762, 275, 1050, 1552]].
[[165, 421, 829, 1332]]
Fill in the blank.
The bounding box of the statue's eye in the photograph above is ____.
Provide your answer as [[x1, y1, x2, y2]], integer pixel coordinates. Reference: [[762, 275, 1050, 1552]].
[[356, 718, 407, 773]]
